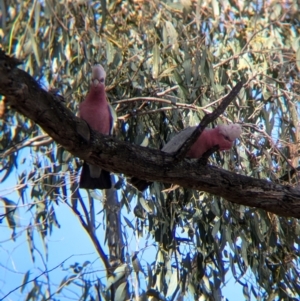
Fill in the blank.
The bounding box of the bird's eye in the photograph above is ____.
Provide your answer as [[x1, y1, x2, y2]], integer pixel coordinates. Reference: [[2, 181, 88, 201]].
[[100, 78, 105, 83], [224, 136, 231, 141]]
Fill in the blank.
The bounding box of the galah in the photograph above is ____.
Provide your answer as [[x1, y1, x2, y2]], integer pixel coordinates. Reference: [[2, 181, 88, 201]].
[[131, 124, 242, 191], [162, 124, 242, 157], [79, 64, 115, 190]]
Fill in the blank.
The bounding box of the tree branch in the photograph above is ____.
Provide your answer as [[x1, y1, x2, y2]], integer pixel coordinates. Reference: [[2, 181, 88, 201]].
[[2, 255, 73, 300], [69, 189, 112, 273], [0, 134, 52, 158], [1, 50, 300, 218]]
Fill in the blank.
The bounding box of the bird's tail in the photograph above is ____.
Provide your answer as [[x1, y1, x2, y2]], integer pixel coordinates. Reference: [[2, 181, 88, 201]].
[[79, 162, 112, 189]]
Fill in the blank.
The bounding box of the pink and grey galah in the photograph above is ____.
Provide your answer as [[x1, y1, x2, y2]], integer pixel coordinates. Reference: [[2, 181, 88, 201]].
[[131, 124, 242, 191], [79, 64, 115, 189], [162, 123, 242, 157]]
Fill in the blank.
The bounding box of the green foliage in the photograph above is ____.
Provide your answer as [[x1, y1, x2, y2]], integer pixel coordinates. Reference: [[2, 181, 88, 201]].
[[1, 0, 300, 300]]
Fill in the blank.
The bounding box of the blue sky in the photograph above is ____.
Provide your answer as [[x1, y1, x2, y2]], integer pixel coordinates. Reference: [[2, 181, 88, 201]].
[[0, 153, 246, 301]]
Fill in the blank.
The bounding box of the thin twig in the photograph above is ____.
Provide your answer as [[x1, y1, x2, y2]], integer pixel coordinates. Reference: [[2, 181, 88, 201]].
[[156, 85, 179, 96], [68, 189, 111, 273], [115, 93, 238, 121], [0, 134, 52, 158], [1, 256, 74, 300]]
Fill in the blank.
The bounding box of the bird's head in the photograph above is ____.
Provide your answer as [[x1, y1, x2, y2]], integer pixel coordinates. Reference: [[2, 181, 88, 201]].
[[216, 124, 242, 150], [91, 64, 106, 88]]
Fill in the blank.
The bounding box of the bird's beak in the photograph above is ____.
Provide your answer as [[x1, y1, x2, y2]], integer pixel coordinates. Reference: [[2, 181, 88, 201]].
[[92, 77, 105, 86]]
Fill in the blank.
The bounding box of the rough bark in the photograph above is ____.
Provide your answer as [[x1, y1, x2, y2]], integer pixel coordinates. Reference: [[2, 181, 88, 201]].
[[1, 51, 300, 218]]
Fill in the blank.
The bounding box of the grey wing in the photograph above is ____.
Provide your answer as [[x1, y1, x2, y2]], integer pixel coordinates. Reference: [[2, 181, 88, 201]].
[[129, 126, 196, 192], [162, 126, 196, 153], [108, 103, 117, 135]]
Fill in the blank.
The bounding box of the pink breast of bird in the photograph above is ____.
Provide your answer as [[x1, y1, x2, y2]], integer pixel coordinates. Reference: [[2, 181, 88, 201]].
[[79, 82, 111, 135], [187, 128, 234, 158]]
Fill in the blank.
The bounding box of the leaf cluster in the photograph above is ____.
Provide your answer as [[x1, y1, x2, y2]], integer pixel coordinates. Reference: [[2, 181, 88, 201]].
[[1, 0, 300, 300]]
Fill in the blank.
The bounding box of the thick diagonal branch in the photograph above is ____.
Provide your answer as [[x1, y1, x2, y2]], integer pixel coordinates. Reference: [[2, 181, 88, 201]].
[[1, 51, 300, 218]]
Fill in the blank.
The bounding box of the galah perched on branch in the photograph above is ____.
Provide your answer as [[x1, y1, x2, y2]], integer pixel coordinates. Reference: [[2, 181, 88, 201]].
[[163, 124, 242, 157], [131, 124, 242, 191], [79, 64, 115, 190]]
